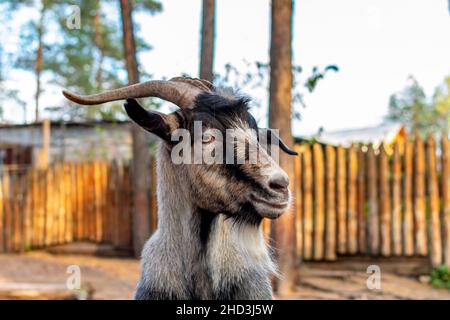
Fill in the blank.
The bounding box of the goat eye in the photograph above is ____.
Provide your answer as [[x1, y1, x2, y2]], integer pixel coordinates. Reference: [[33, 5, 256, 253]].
[[202, 132, 215, 144]]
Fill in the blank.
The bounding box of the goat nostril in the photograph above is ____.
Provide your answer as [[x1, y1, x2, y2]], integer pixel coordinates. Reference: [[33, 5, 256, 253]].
[[269, 176, 289, 192]]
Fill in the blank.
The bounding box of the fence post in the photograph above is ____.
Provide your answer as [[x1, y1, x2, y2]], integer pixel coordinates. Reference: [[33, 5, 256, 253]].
[[392, 143, 402, 256], [337, 145, 347, 255], [427, 135, 442, 267], [347, 145, 358, 254], [357, 147, 366, 254], [403, 138, 414, 256], [11, 171, 22, 252], [367, 144, 379, 255], [413, 133, 427, 256], [55, 163, 64, 244], [442, 133, 450, 267], [294, 145, 303, 261], [93, 160, 103, 242], [325, 145, 336, 261], [66, 163, 75, 243], [313, 143, 325, 260], [44, 166, 52, 246], [37, 168, 46, 247], [24, 169, 33, 250], [302, 144, 313, 260], [379, 144, 391, 257]]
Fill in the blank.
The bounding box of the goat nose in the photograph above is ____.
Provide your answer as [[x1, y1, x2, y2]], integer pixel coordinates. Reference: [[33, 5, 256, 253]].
[[269, 174, 289, 192]]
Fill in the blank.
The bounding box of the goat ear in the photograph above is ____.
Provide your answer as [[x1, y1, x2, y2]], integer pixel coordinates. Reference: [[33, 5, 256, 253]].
[[258, 128, 298, 156], [124, 99, 179, 141]]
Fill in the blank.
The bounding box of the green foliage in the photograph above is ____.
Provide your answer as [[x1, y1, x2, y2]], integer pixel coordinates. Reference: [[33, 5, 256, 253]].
[[305, 65, 339, 93], [386, 75, 450, 135], [52, 0, 162, 121], [430, 265, 450, 289], [1, 0, 162, 122]]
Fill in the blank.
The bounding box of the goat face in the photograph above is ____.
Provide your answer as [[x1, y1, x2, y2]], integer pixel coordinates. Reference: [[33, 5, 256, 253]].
[[124, 91, 297, 221], [62, 77, 298, 221]]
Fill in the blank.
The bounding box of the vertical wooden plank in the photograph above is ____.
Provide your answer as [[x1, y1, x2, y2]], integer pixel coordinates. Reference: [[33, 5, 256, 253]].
[[93, 160, 103, 242], [62, 164, 69, 243], [325, 145, 336, 261], [427, 135, 442, 266], [84, 162, 94, 241], [109, 161, 120, 247], [76, 162, 84, 240], [357, 147, 367, 254], [121, 164, 132, 249], [6, 172, 14, 252], [403, 139, 414, 256], [391, 143, 402, 256], [302, 144, 313, 260], [101, 161, 111, 243], [45, 165, 54, 246], [6, 173, 13, 252], [347, 145, 358, 254], [19, 172, 27, 252], [313, 143, 325, 260], [49, 164, 57, 245], [57, 163, 63, 244], [12, 171, 22, 252], [70, 163, 77, 242], [413, 133, 427, 256], [23, 169, 33, 251], [442, 133, 450, 267], [101, 161, 108, 242], [379, 144, 391, 257], [367, 144, 379, 255], [2, 172, 12, 252], [73, 163, 79, 240], [56, 164, 62, 245], [117, 163, 125, 248], [294, 145, 303, 261], [19, 171, 27, 252], [57, 163, 65, 244], [37, 169, 45, 247], [31, 169, 39, 248], [336, 146, 347, 255], [52, 164, 59, 245], [9, 172, 17, 252], [64, 162, 74, 243]]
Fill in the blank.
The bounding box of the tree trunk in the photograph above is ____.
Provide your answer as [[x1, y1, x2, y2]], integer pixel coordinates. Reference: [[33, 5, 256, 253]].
[[35, 0, 47, 123], [269, 0, 295, 296], [199, 0, 215, 81], [119, 0, 151, 257], [94, 0, 104, 90]]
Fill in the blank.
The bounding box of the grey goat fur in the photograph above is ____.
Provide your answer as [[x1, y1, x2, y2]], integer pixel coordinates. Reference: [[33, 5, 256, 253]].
[[62, 77, 296, 300]]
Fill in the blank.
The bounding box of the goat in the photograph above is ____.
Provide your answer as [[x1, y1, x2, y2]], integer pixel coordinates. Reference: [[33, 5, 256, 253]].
[[63, 77, 297, 300]]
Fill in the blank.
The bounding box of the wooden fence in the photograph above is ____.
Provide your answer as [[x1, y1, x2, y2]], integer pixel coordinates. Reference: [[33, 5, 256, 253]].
[[289, 133, 450, 267], [0, 161, 151, 253], [0, 133, 449, 268]]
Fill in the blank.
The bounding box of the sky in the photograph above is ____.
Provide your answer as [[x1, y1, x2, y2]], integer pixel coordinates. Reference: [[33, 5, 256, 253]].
[[2, 0, 450, 136]]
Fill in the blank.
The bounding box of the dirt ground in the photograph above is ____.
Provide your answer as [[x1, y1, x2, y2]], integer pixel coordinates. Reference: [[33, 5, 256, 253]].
[[0, 250, 449, 300]]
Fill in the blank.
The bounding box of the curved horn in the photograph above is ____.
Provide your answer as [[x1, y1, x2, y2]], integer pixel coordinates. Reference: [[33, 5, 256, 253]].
[[259, 128, 298, 156], [62, 77, 214, 109]]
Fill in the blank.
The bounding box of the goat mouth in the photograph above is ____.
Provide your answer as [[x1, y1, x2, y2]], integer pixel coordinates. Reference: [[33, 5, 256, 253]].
[[250, 194, 289, 210]]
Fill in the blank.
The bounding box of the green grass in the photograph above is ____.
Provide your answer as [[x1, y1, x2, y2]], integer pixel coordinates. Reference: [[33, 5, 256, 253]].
[[430, 266, 450, 289]]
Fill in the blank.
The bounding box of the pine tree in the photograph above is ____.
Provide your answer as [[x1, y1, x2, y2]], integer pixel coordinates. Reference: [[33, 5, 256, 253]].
[[118, 0, 161, 257], [269, 0, 295, 295]]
